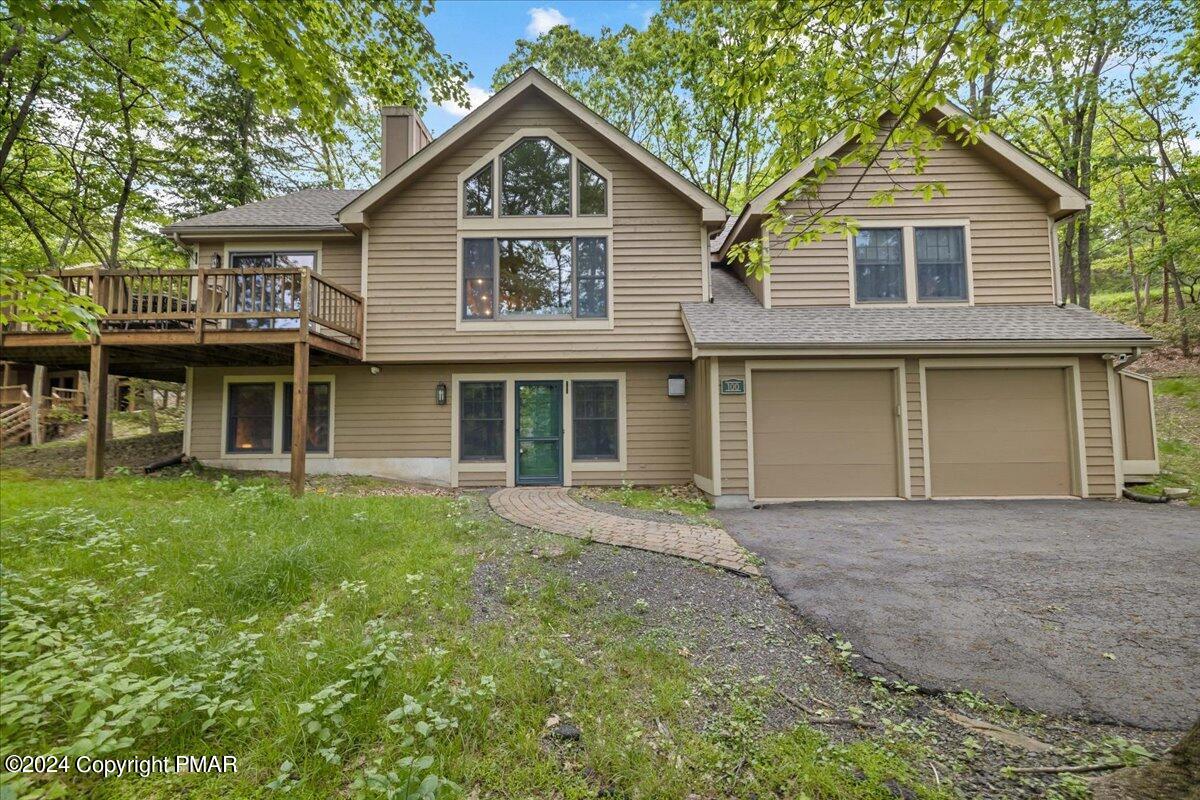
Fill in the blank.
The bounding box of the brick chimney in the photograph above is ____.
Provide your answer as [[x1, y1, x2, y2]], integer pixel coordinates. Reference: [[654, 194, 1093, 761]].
[[381, 107, 432, 177]]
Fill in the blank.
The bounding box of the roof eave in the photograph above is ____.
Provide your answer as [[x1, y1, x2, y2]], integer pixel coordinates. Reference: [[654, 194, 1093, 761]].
[[689, 338, 1157, 354], [340, 69, 728, 223], [162, 225, 354, 238]]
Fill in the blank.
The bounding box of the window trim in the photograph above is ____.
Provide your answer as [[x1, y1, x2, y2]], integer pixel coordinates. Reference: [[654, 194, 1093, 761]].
[[458, 380, 506, 463], [572, 379, 620, 462], [224, 243, 322, 273], [450, 371, 627, 487], [456, 128, 612, 230], [456, 230, 614, 331], [220, 374, 335, 458], [847, 220, 974, 308]]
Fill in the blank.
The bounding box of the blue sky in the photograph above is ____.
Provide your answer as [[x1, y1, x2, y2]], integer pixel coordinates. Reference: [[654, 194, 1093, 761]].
[[422, 1, 659, 135]]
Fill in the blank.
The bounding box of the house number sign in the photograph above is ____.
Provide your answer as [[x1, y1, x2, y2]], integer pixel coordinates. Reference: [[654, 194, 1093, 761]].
[[720, 378, 745, 395]]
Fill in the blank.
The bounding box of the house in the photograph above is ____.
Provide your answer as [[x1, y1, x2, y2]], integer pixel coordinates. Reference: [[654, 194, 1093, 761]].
[[0, 69, 1160, 502]]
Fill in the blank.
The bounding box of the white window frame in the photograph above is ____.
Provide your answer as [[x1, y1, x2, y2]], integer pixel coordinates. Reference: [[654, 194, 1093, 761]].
[[847, 219, 974, 307], [220, 374, 335, 459], [450, 370, 627, 488]]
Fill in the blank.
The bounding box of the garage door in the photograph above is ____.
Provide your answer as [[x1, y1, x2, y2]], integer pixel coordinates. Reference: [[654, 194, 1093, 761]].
[[926, 368, 1073, 497], [752, 369, 900, 500]]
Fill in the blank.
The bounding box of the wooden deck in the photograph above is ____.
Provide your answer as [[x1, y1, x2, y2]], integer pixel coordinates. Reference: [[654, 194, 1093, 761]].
[[1, 268, 364, 494], [0, 268, 364, 380]]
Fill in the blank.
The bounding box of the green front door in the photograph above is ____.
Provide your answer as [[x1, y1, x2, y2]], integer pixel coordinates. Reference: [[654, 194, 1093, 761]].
[[516, 381, 563, 485]]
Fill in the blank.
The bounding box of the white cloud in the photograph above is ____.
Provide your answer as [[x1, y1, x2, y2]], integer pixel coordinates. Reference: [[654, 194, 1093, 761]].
[[526, 7, 571, 37], [437, 83, 493, 119]]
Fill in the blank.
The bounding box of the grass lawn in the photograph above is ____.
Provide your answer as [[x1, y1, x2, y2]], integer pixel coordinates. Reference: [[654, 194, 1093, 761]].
[[0, 469, 949, 800], [579, 485, 714, 524], [1138, 376, 1200, 505]]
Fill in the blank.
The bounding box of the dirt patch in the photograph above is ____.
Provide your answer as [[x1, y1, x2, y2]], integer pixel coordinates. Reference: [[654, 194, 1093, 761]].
[[1132, 347, 1200, 377], [468, 495, 1179, 799], [1, 431, 183, 477]]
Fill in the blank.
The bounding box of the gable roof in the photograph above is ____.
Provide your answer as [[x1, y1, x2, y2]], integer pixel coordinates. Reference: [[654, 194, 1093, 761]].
[[682, 268, 1155, 351], [339, 69, 728, 226], [164, 188, 364, 236], [717, 102, 1089, 260]]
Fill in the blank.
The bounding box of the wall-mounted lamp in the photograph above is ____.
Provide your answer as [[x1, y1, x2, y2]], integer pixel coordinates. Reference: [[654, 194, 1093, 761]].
[[435, 382, 448, 405], [370, 365, 382, 375], [210, 252, 222, 268], [667, 374, 686, 397]]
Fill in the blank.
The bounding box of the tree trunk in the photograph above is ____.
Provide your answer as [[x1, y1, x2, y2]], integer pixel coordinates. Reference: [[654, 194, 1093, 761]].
[[142, 384, 159, 434], [1061, 220, 1078, 304], [1076, 209, 1092, 308], [105, 376, 118, 440], [1092, 717, 1200, 800], [1115, 180, 1144, 323]]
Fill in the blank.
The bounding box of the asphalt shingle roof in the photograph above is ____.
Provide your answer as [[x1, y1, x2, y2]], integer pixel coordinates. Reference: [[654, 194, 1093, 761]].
[[683, 269, 1155, 347], [164, 188, 365, 231]]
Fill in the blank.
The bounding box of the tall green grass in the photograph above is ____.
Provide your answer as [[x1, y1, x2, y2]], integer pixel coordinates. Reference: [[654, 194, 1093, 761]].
[[1, 470, 949, 799]]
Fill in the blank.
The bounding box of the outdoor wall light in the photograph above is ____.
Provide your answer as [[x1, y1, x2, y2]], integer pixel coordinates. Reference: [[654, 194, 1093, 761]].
[[667, 374, 686, 397], [370, 366, 382, 375], [435, 382, 448, 405], [210, 252, 222, 268]]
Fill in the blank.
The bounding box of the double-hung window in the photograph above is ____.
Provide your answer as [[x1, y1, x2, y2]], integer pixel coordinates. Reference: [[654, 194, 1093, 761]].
[[572, 380, 619, 461], [852, 225, 969, 304], [459, 381, 504, 461], [463, 236, 608, 320]]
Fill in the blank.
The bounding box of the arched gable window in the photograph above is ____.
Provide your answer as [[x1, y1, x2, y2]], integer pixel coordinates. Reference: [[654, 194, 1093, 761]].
[[461, 134, 609, 220]]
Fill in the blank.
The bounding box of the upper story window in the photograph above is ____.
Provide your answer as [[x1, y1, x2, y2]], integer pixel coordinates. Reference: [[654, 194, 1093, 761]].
[[852, 224, 970, 305], [460, 133, 610, 221], [463, 236, 608, 320], [464, 166, 492, 217], [502, 137, 571, 216]]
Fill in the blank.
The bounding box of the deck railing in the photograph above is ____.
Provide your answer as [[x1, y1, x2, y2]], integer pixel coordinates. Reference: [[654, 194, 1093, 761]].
[[4, 267, 363, 350]]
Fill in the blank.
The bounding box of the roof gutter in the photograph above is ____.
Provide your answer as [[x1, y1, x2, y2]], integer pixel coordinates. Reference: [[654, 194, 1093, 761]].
[[688, 338, 1159, 358]]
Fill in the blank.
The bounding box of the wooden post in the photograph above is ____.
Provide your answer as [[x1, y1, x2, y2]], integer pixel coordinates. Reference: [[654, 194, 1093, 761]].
[[85, 345, 109, 479], [29, 364, 47, 446], [289, 341, 309, 497]]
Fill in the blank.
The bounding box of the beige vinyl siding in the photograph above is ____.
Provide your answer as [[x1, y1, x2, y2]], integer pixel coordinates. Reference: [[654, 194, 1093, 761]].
[[320, 239, 363, 292], [189, 364, 451, 461], [190, 360, 691, 486], [717, 358, 749, 493], [692, 357, 713, 481], [365, 93, 704, 362], [1120, 373, 1156, 462], [1080, 355, 1117, 497], [767, 135, 1055, 307], [905, 357, 925, 498]]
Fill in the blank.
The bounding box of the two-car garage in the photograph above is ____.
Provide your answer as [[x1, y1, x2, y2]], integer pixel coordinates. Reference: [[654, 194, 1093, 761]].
[[747, 361, 1082, 502]]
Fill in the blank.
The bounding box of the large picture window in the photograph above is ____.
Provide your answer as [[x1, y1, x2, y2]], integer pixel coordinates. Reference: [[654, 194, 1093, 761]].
[[463, 237, 608, 320], [225, 383, 275, 453], [460, 381, 504, 461], [572, 380, 618, 460], [282, 382, 332, 453]]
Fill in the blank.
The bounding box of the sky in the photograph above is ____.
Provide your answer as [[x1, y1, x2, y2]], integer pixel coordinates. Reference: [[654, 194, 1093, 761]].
[[421, 1, 660, 135]]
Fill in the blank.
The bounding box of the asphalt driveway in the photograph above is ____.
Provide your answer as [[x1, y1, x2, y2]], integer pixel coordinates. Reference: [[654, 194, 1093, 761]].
[[718, 500, 1200, 730]]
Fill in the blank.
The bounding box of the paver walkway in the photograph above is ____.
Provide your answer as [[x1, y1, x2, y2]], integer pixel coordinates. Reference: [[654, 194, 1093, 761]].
[[490, 487, 759, 575]]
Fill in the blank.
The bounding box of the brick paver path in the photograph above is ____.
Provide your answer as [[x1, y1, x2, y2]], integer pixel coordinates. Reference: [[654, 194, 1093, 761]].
[[489, 487, 759, 575]]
